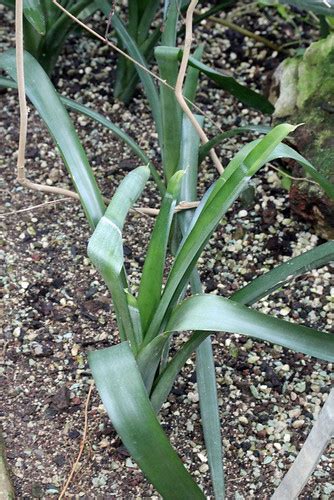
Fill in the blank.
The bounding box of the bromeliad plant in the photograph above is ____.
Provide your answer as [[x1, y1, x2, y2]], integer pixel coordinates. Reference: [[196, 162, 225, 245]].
[[2, 1, 334, 497], [1, 0, 110, 75], [109, 0, 238, 102]]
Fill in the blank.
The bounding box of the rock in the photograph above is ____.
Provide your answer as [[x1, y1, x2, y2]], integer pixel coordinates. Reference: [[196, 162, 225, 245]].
[[292, 419, 305, 429], [270, 34, 334, 239], [31, 483, 44, 498], [68, 429, 80, 439], [49, 386, 71, 412], [54, 454, 66, 466]]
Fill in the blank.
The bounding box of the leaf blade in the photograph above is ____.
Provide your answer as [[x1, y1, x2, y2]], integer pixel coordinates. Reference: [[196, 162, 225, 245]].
[[88, 166, 150, 351], [0, 50, 105, 228], [166, 295, 334, 362], [89, 343, 205, 500], [232, 241, 334, 306], [186, 52, 274, 114], [23, 0, 46, 34], [138, 171, 184, 334], [112, 14, 163, 142]]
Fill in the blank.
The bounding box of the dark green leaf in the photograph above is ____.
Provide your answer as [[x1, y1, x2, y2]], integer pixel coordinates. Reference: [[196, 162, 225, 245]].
[[23, 0, 46, 34], [198, 125, 271, 164], [89, 343, 205, 499], [112, 14, 163, 142], [232, 241, 334, 305], [0, 50, 105, 228], [166, 295, 334, 362], [155, 46, 182, 182], [186, 54, 274, 114], [138, 171, 184, 334]]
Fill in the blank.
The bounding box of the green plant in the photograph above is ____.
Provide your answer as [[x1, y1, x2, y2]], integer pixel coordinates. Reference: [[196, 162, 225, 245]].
[[1, 0, 110, 75], [1, 3, 334, 496], [109, 0, 238, 103]]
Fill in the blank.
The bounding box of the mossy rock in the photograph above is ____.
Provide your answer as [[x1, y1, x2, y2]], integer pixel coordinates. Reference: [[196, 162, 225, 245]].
[[270, 34, 334, 239]]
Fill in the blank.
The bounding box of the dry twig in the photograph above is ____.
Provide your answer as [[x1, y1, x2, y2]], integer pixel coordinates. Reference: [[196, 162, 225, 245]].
[[175, 0, 224, 174], [58, 383, 94, 500], [1, 197, 199, 218], [198, 10, 283, 53], [51, 0, 226, 164], [15, 0, 80, 201], [268, 163, 319, 186]]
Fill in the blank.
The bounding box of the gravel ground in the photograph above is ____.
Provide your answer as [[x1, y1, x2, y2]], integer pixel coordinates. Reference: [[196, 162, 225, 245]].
[[1, 2, 333, 498]]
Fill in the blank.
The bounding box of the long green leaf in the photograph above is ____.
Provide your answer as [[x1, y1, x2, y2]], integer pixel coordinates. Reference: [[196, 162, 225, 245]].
[[162, 0, 180, 47], [155, 46, 182, 182], [196, 336, 224, 500], [183, 44, 204, 109], [138, 171, 184, 335], [0, 76, 165, 195], [166, 295, 334, 362], [89, 343, 205, 500], [112, 14, 163, 142], [186, 54, 274, 114], [23, 0, 46, 34], [198, 125, 271, 164], [149, 280, 334, 408], [224, 137, 334, 199], [268, 142, 334, 199], [281, 0, 334, 15], [232, 241, 334, 306], [144, 125, 296, 344], [88, 166, 150, 351], [190, 274, 225, 500], [172, 115, 225, 499], [60, 96, 165, 194], [0, 50, 105, 228], [137, 0, 161, 45]]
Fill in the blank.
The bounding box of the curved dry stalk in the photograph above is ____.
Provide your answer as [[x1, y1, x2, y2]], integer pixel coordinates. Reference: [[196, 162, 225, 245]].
[[15, 0, 81, 201], [51, 0, 227, 170], [199, 11, 283, 53], [1, 197, 199, 218], [175, 0, 224, 174], [58, 384, 94, 499]]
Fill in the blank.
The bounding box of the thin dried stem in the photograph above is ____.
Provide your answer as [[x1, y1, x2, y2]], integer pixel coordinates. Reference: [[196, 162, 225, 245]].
[[268, 163, 319, 186], [199, 11, 283, 53], [15, 0, 27, 183], [58, 383, 94, 500], [175, 0, 224, 174], [0, 197, 75, 217], [15, 0, 80, 200], [1, 197, 199, 218], [51, 0, 227, 150]]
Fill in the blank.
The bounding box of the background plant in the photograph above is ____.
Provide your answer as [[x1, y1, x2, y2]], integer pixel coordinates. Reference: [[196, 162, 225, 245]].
[[0, 0, 111, 75], [1, 0, 334, 497]]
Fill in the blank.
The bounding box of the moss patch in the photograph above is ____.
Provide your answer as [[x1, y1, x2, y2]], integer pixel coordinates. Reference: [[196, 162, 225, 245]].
[[272, 34, 334, 182]]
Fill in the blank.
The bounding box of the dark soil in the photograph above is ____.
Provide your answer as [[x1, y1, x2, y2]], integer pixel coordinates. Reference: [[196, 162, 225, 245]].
[[1, 2, 333, 499]]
